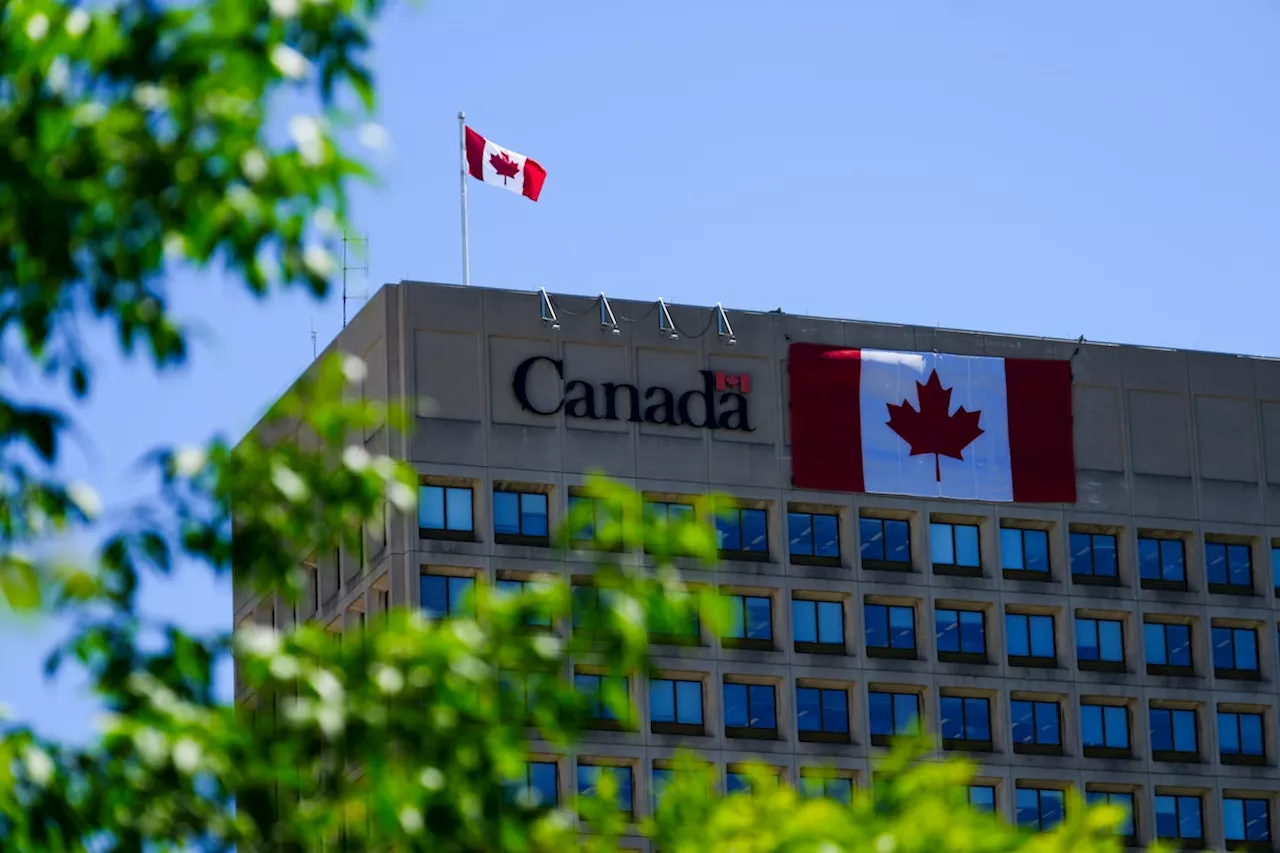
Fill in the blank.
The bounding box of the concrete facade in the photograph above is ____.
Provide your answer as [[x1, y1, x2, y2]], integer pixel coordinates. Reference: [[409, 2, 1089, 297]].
[[236, 280, 1280, 848]]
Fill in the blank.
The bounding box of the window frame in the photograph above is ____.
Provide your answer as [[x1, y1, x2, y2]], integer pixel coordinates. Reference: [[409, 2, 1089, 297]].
[[1016, 786, 1065, 832], [715, 506, 770, 561], [576, 763, 634, 820], [1086, 790, 1137, 845], [1000, 526, 1051, 580], [864, 602, 917, 660], [1150, 705, 1200, 763], [859, 515, 912, 571], [722, 593, 774, 650], [722, 681, 779, 740], [573, 672, 631, 731], [1070, 530, 1119, 586], [1076, 615, 1127, 673], [796, 685, 851, 743], [418, 483, 475, 541], [1138, 535, 1188, 591], [1212, 625, 1261, 681], [1080, 701, 1132, 759], [420, 572, 475, 620], [929, 520, 982, 577], [868, 690, 921, 747], [936, 607, 987, 664], [792, 597, 846, 655], [1273, 544, 1280, 598], [968, 785, 997, 813], [787, 510, 841, 567], [1219, 710, 1267, 767], [939, 694, 993, 752], [1206, 540, 1255, 596], [1005, 612, 1058, 668], [504, 760, 560, 811], [1010, 698, 1063, 756], [1145, 620, 1195, 677], [799, 773, 854, 803], [1223, 796, 1272, 848], [648, 677, 705, 736], [493, 488, 550, 546], [1155, 793, 1203, 844]]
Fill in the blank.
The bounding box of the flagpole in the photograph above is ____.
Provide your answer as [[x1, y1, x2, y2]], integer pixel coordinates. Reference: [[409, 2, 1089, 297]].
[[458, 111, 471, 287]]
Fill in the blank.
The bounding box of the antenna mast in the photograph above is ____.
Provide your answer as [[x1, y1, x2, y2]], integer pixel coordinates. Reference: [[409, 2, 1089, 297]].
[[342, 233, 370, 328]]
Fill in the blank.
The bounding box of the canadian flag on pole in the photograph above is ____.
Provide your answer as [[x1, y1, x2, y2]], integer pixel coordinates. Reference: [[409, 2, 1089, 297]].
[[465, 126, 546, 201], [789, 344, 1076, 502]]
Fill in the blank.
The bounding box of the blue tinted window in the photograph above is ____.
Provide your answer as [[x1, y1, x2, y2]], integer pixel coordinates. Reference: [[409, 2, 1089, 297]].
[[421, 574, 475, 618], [797, 686, 848, 735], [723, 682, 776, 732], [651, 767, 673, 808], [868, 691, 919, 738], [930, 522, 980, 568], [1070, 532, 1117, 578], [1150, 707, 1198, 754], [525, 762, 558, 808], [1076, 617, 1124, 663], [937, 608, 985, 655], [1086, 791, 1134, 838], [1213, 626, 1259, 672], [494, 490, 548, 539], [940, 696, 991, 743], [1139, 537, 1186, 582], [861, 517, 910, 563], [649, 678, 702, 726], [1144, 622, 1192, 668], [1219, 711, 1265, 757], [716, 507, 768, 554], [1224, 797, 1271, 843], [1155, 794, 1202, 840], [1006, 613, 1056, 660], [419, 485, 473, 532], [1206, 541, 1253, 588], [1273, 546, 1280, 591], [725, 772, 750, 795], [792, 599, 844, 647], [802, 775, 853, 802], [577, 765, 632, 813], [1080, 703, 1129, 749], [1011, 700, 1060, 746], [1016, 787, 1064, 831], [574, 673, 628, 721], [1001, 528, 1049, 572], [725, 595, 772, 642], [968, 785, 996, 812], [865, 604, 915, 651], [788, 511, 841, 559]]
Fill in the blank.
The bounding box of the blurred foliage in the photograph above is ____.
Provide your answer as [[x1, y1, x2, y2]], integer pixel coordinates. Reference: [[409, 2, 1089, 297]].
[[0, 0, 1141, 850]]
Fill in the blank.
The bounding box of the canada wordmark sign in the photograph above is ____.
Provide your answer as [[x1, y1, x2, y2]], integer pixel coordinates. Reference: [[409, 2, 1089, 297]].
[[788, 343, 1075, 502]]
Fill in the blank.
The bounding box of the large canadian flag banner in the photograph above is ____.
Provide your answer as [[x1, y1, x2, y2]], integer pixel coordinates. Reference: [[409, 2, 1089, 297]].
[[789, 344, 1076, 502], [465, 126, 547, 201]]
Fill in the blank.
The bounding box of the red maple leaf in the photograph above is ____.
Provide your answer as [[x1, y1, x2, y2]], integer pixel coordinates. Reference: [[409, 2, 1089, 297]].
[[489, 150, 521, 184], [885, 370, 984, 482]]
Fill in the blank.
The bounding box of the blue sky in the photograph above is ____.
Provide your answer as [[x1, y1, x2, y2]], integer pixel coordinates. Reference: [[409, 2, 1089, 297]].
[[4, 0, 1280, 739]]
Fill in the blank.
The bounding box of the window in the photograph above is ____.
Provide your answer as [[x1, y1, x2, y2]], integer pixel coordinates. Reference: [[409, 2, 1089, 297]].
[[421, 574, 474, 619], [646, 500, 694, 525], [936, 608, 986, 662], [648, 600, 701, 645], [1139, 536, 1187, 588], [1206, 541, 1253, 593], [1155, 794, 1202, 843], [792, 598, 844, 653], [496, 578, 552, 627], [418, 484, 473, 539], [499, 670, 553, 721], [868, 691, 920, 746], [494, 489, 549, 544], [1006, 613, 1056, 666], [649, 678, 703, 734], [1070, 532, 1118, 583], [1016, 787, 1064, 831], [865, 603, 916, 658], [1081, 702, 1130, 756], [1086, 791, 1135, 842], [1145, 622, 1193, 675], [1011, 699, 1062, 754], [930, 522, 981, 573], [800, 775, 854, 803], [796, 686, 849, 741], [723, 594, 773, 648], [567, 494, 615, 545], [788, 511, 840, 565], [968, 785, 997, 812], [1219, 711, 1266, 764], [505, 761, 558, 809], [1224, 797, 1271, 845], [860, 516, 910, 568], [1000, 527, 1050, 576], [716, 507, 768, 558], [577, 764, 633, 817], [1213, 626, 1260, 679], [651, 767, 673, 809], [723, 682, 777, 738], [1273, 545, 1280, 596], [1076, 617, 1125, 671], [725, 769, 779, 795], [574, 673, 629, 727], [1150, 706, 1199, 760], [940, 695, 992, 750]]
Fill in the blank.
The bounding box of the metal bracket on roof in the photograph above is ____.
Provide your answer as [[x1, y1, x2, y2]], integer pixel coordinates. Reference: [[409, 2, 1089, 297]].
[[658, 298, 678, 340], [715, 303, 737, 346], [539, 288, 559, 330], [599, 293, 620, 336]]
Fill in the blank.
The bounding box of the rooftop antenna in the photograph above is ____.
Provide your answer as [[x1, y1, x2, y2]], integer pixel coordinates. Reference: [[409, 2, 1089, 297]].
[[310, 315, 317, 359], [342, 232, 369, 328]]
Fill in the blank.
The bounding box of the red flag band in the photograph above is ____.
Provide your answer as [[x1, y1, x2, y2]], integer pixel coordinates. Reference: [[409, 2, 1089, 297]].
[[465, 127, 546, 202]]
